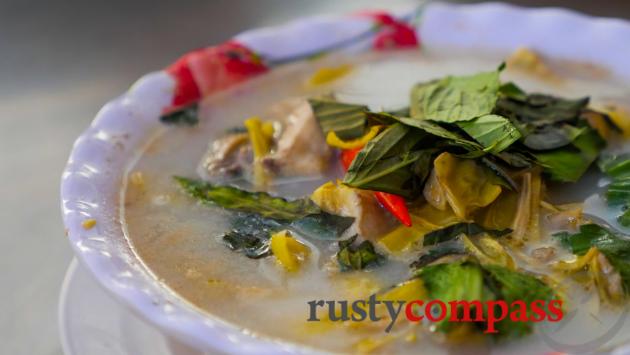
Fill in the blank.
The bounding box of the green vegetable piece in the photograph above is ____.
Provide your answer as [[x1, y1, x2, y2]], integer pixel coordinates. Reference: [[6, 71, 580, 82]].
[[290, 213, 356, 240], [160, 104, 199, 126], [599, 153, 630, 179], [494, 94, 589, 127], [499, 82, 527, 101], [457, 114, 521, 153], [416, 261, 556, 338], [308, 98, 368, 140], [534, 127, 605, 182], [174, 176, 320, 221], [423, 222, 512, 246], [373, 112, 483, 152], [483, 264, 555, 338], [607, 177, 630, 206], [222, 231, 271, 259], [618, 209, 630, 228], [522, 124, 585, 151], [343, 123, 434, 198], [410, 68, 502, 123], [553, 224, 630, 259], [416, 261, 485, 333], [337, 235, 384, 271], [410, 241, 466, 269]]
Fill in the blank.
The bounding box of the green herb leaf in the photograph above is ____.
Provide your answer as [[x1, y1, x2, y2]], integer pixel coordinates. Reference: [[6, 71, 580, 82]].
[[423, 222, 512, 246], [553, 224, 630, 259], [410, 241, 466, 269], [160, 104, 199, 126], [482, 264, 555, 338], [523, 124, 586, 151], [308, 98, 367, 139], [479, 156, 518, 190], [495, 94, 589, 127], [597, 154, 630, 225], [618, 209, 630, 228], [343, 123, 434, 198], [290, 213, 356, 240], [337, 235, 384, 271], [373, 112, 483, 152], [553, 223, 630, 292], [222, 231, 271, 259], [534, 127, 605, 182], [499, 82, 527, 101], [416, 260, 555, 337], [457, 114, 521, 153], [606, 177, 630, 206], [410, 69, 502, 123], [599, 153, 630, 179], [496, 150, 535, 168], [220, 214, 281, 259], [416, 261, 486, 332], [174, 176, 320, 221]]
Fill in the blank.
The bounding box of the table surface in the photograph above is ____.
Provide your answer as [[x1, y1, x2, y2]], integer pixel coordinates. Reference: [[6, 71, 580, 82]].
[[1, 1, 628, 354]]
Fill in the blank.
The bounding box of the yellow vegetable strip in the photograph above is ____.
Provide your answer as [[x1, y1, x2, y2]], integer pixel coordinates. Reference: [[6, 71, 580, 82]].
[[308, 64, 353, 86], [270, 230, 310, 272], [244, 116, 274, 187], [326, 125, 383, 150]]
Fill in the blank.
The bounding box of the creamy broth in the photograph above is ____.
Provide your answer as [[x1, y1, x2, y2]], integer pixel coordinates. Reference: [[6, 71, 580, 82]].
[[123, 50, 630, 354]]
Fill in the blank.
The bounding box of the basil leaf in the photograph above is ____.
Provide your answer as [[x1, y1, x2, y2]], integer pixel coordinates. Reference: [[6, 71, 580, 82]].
[[522, 124, 585, 151], [410, 69, 501, 123], [423, 222, 512, 246], [619, 209, 630, 228], [480, 156, 518, 190], [534, 127, 605, 182], [381, 113, 483, 152], [416, 261, 485, 333], [337, 235, 384, 271], [220, 213, 281, 259], [499, 82, 527, 101], [174, 176, 320, 221], [343, 123, 434, 198], [222, 230, 271, 259], [457, 114, 521, 153], [495, 94, 589, 127], [308, 98, 367, 139], [160, 104, 199, 126], [482, 264, 555, 338], [290, 213, 356, 240], [410, 241, 466, 269], [496, 150, 535, 168]]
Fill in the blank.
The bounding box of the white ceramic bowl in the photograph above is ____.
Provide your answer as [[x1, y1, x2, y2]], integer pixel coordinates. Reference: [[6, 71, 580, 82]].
[[60, 3, 630, 353]]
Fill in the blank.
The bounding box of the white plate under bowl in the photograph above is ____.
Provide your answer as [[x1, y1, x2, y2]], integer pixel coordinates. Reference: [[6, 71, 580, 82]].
[[60, 2, 630, 354]]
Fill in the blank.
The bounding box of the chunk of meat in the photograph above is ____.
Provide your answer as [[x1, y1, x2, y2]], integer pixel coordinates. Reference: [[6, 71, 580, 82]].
[[311, 181, 397, 239], [197, 133, 250, 182], [263, 98, 331, 176]]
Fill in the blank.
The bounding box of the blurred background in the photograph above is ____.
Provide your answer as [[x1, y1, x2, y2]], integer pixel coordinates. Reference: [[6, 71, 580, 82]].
[[1, 1, 628, 354]]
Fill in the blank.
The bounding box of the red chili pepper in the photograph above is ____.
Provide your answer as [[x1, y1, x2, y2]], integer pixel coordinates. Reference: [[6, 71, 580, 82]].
[[373, 191, 412, 227], [340, 147, 412, 227], [340, 147, 363, 170]]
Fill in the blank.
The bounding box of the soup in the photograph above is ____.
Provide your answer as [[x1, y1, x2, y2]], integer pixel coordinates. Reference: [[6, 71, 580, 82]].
[[123, 49, 630, 354]]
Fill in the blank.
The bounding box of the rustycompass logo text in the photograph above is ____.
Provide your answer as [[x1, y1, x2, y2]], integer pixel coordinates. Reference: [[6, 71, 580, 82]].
[[307, 295, 563, 333]]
